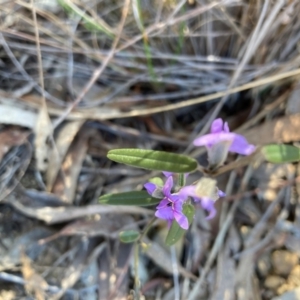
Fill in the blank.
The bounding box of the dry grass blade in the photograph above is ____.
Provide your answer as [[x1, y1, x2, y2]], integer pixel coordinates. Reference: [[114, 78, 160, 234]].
[[51, 127, 92, 203], [52, 0, 131, 128], [113, 68, 300, 118], [38, 214, 135, 244], [46, 120, 84, 191], [211, 226, 240, 300], [0, 142, 32, 202], [0, 103, 37, 128], [35, 105, 53, 172], [7, 195, 153, 224], [30, 0, 55, 172], [142, 237, 196, 280]]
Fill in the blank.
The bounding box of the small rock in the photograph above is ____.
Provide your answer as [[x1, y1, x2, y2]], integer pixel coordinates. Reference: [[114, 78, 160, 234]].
[[272, 251, 299, 277], [278, 265, 300, 295], [288, 265, 300, 286], [264, 275, 286, 290], [240, 225, 251, 240], [257, 252, 272, 278], [277, 283, 291, 295], [272, 286, 300, 300]]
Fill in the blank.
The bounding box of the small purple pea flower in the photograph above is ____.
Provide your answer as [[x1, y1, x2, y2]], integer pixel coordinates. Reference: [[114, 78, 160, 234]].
[[145, 172, 225, 228], [144, 175, 189, 229], [179, 181, 225, 220], [193, 118, 255, 167]]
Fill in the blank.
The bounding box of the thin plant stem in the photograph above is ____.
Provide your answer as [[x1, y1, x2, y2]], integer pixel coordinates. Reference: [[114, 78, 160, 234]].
[[133, 216, 156, 299], [134, 242, 140, 300]]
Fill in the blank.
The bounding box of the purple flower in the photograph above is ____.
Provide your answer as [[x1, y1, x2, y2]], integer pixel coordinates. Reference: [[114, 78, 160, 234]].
[[193, 118, 255, 156], [179, 182, 225, 220], [144, 175, 189, 230], [144, 172, 225, 228]]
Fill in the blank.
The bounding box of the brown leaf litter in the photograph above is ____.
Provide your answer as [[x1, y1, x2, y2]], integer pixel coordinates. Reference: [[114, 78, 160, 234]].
[[2, 1, 300, 299]]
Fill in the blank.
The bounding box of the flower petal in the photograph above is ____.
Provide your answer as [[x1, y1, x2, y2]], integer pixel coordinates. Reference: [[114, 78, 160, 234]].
[[201, 197, 214, 210], [173, 199, 184, 212], [193, 133, 235, 148], [169, 194, 181, 202], [201, 197, 217, 219], [173, 200, 189, 229], [192, 197, 201, 203], [179, 185, 197, 200], [156, 198, 170, 209], [195, 118, 255, 157], [144, 182, 157, 195], [210, 118, 224, 133], [173, 210, 189, 230], [207, 140, 232, 168], [205, 206, 216, 220], [162, 171, 173, 178], [224, 121, 230, 133], [218, 189, 226, 197], [163, 175, 173, 197], [155, 206, 174, 221], [229, 134, 256, 155]]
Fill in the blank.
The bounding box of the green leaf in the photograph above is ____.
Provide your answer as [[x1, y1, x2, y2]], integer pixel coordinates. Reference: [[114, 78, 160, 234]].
[[107, 149, 198, 173], [262, 144, 300, 163], [99, 191, 160, 206], [119, 230, 140, 243], [165, 204, 195, 246]]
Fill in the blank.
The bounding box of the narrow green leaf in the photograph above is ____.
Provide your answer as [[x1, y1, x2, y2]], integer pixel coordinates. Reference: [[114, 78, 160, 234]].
[[107, 149, 198, 173], [119, 230, 140, 243], [165, 204, 195, 246], [262, 144, 300, 163], [99, 191, 160, 206]]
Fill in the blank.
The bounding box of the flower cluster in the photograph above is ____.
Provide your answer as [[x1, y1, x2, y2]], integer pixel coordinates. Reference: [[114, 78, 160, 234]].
[[145, 173, 189, 229], [144, 118, 255, 230]]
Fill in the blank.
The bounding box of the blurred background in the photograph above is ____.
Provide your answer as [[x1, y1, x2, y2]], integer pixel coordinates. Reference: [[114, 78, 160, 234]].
[[0, 0, 300, 299]]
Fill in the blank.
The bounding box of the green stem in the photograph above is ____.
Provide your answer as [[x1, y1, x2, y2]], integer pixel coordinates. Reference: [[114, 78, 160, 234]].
[[134, 241, 140, 299], [133, 216, 156, 299]]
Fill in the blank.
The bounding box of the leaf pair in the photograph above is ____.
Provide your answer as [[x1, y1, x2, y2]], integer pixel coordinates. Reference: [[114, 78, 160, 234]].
[[101, 148, 197, 206], [101, 149, 198, 245]]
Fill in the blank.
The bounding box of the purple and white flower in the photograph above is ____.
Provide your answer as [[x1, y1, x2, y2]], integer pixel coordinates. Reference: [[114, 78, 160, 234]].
[[144, 173, 226, 228], [179, 184, 225, 220], [144, 175, 188, 229], [193, 118, 255, 156]]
